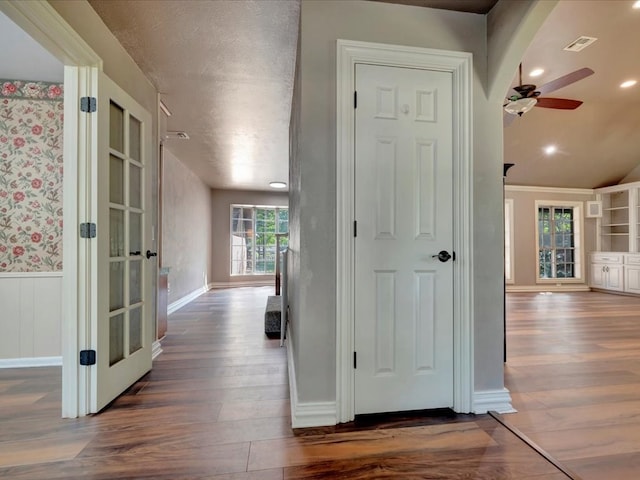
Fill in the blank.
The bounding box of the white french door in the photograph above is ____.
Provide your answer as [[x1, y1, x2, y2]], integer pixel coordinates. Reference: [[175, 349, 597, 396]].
[[91, 71, 153, 413]]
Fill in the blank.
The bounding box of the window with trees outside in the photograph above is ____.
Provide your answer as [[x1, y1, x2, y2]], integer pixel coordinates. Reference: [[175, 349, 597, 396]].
[[536, 201, 583, 282], [230, 205, 288, 275]]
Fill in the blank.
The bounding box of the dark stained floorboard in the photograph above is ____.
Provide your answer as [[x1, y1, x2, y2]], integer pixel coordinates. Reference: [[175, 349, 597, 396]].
[[0, 286, 573, 479]]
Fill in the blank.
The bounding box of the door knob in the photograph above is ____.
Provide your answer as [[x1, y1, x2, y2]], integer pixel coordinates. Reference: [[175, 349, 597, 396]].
[[432, 250, 452, 262], [146, 250, 157, 259]]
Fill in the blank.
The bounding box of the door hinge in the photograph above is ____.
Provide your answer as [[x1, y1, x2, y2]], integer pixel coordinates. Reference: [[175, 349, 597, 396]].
[[354, 220, 357, 238], [80, 222, 96, 239], [353, 351, 357, 369], [79, 350, 96, 366], [354, 91, 357, 109], [453, 251, 456, 261], [80, 96, 97, 113]]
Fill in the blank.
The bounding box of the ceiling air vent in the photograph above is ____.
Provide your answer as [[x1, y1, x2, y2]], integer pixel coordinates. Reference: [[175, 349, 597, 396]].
[[563, 36, 597, 52], [165, 131, 190, 140]]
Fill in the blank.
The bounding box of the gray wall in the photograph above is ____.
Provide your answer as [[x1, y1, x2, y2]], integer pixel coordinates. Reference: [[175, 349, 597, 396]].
[[210, 189, 288, 286], [505, 188, 596, 287], [289, 0, 551, 406], [162, 148, 213, 304]]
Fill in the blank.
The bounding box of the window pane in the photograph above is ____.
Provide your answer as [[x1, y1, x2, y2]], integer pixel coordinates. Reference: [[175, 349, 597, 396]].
[[110, 155, 124, 204], [537, 205, 576, 280], [129, 307, 142, 354], [109, 313, 124, 366], [110, 101, 124, 153]]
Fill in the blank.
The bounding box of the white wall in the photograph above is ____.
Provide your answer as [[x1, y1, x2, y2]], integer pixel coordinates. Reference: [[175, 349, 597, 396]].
[[161, 148, 213, 305], [0, 274, 62, 363], [289, 0, 553, 410], [210, 189, 288, 287]]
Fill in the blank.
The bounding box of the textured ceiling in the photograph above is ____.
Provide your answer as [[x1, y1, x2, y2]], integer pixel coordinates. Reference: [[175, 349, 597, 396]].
[[504, 0, 640, 188], [89, 0, 640, 191], [89, 0, 300, 191], [372, 0, 498, 15]]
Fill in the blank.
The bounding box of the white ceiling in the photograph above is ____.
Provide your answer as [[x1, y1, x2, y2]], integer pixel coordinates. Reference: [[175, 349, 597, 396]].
[[5, 1, 639, 191], [0, 11, 63, 83], [504, 0, 640, 188], [89, 0, 300, 192]]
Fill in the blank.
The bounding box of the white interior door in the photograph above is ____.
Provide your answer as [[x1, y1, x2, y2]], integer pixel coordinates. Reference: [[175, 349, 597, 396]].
[[354, 63, 454, 415], [92, 72, 153, 413]]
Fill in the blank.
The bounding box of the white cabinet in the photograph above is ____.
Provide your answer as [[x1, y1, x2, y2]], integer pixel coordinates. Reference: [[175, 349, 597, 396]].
[[590, 253, 624, 292], [624, 254, 640, 294]]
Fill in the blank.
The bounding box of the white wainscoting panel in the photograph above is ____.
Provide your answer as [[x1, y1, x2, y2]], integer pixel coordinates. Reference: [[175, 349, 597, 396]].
[[0, 273, 63, 361]]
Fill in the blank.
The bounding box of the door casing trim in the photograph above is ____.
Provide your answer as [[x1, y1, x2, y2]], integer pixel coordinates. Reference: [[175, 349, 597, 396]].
[[336, 39, 474, 423], [0, 0, 102, 418]]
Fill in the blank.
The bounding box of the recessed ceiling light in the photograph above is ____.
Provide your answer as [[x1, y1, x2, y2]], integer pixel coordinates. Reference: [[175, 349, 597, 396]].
[[529, 68, 544, 77], [620, 80, 637, 88], [544, 145, 557, 155], [269, 181, 287, 189], [633, 0, 640, 9]]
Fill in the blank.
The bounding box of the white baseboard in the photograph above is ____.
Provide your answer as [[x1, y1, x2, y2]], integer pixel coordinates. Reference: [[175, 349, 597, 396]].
[[0, 356, 62, 368], [287, 325, 337, 428], [473, 388, 516, 414], [152, 340, 163, 360], [506, 284, 590, 293], [168, 285, 210, 315], [208, 280, 273, 289]]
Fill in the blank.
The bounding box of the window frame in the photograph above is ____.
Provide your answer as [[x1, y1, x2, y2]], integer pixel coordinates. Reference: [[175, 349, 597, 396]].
[[229, 204, 288, 276], [534, 200, 584, 284], [504, 198, 515, 284]]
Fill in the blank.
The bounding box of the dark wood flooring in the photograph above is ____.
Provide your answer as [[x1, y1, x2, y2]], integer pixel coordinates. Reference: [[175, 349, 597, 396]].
[[0, 286, 589, 478], [506, 291, 640, 480]]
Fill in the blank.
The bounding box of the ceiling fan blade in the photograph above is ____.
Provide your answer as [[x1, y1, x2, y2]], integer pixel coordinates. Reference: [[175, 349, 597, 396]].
[[535, 97, 583, 110], [536, 67, 594, 96]]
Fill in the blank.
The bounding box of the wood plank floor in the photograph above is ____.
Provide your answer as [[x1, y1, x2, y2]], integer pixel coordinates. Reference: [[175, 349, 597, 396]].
[[0, 286, 573, 479], [506, 291, 640, 480]]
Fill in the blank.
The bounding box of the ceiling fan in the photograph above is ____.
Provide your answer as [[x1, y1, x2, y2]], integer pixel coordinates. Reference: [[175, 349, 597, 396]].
[[504, 64, 594, 125]]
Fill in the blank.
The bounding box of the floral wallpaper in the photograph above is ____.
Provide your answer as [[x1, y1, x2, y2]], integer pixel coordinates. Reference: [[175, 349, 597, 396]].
[[0, 80, 64, 272]]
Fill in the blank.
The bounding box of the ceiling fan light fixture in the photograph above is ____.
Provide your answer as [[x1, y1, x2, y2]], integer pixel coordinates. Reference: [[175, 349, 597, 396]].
[[269, 181, 287, 189], [529, 68, 544, 77], [504, 97, 537, 116], [620, 80, 637, 88]]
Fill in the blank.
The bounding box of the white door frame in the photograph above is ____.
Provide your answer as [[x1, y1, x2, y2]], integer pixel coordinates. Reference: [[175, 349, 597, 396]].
[[0, 0, 102, 417], [336, 39, 474, 423]]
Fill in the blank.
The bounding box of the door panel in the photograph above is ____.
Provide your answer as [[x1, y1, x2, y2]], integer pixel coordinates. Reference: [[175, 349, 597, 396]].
[[354, 63, 453, 414], [93, 72, 152, 413]]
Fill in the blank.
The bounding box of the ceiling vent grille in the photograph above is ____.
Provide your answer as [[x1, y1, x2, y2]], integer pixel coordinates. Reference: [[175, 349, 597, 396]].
[[165, 131, 190, 140], [563, 36, 597, 52]]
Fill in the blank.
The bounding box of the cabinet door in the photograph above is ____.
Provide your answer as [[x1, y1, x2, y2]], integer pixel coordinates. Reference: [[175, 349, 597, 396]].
[[607, 264, 624, 291], [625, 267, 640, 294], [590, 263, 606, 288]]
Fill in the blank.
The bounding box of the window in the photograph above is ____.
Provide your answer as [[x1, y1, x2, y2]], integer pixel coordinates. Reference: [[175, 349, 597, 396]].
[[230, 205, 288, 275], [535, 201, 583, 282], [504, 199, 514, 284]]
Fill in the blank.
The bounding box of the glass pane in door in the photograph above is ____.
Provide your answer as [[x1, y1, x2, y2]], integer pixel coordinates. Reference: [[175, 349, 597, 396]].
[[110, 155, 124, 204], [130, 164, 141, 208], [109, 262, 125, 311], [129, 212, 142, 256], [110, 209, 124, 257], [130, 259, 142, 304], [109, 313, 125, 366], [129, 116, 141, 161], [110, 101, 124, 153], [129, 307, 142, 354]]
